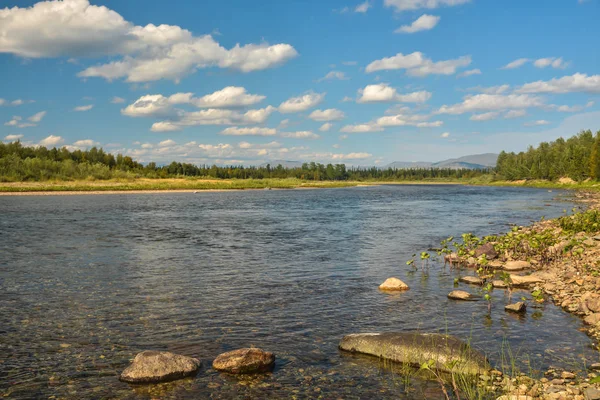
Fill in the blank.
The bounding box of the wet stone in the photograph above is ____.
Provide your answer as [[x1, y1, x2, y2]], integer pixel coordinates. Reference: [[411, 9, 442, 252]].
[[448, 290, 474, 300], [119, 351, 201, 383], [379, 277, 409, 291], [212, 348, 275, 374], [505, 302, 527, 314]]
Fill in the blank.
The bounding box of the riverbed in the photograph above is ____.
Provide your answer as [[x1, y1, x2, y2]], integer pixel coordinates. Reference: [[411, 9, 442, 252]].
[[0, 185, 595, 399]]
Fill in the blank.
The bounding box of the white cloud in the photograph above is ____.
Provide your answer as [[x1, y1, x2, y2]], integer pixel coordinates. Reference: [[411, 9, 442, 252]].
[[340, 123, 383, 133], [0, 99, 4, 106], [220, 127, 277, 136], [339, 134, 349, 140], [375, 114, 443, 127], [341, 96, 354, 102], [385, 0, 470, 12], [395, 14, 440, 33], [516, 73, 600, 94], [122, 95, 174, 118], [280, 131, 320, 139], [524, 120, 550, 126], [355, 1, 371, 13], [358, 83, 431, 103], [468, 84, 510, 95], [279, 92, 325, 113], [533, 57, 568, 69], [0, 1, 297, 82], [317, 71, 348, 82], [469, 111, 500, 121], [332, 144, 340, 149], [39, 135, 64, 147], [4, 134, 23, 141], [159, 139, 176, 147], [308, 109, 345, 121], [501, 58, 530, 70], [28, 111, 46, 122], [241, 106, 277, 124], [366, 51, 471, 76], [457, 69, 481, 78], [319, 122, 333, 132], [74, 104, 93, 112], [111, 96, 125, 104], [11, 99, 24, 106], [437, 94, 545, 114], [190, 86, 265, 108], [278, 118, 290, 128], [440, 132, 450, 138], [72, 139, 99, 147], [504, 109, 526, 119]]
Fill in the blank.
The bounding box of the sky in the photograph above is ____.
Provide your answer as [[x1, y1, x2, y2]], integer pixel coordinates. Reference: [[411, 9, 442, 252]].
[[0, 0, 599, 166]]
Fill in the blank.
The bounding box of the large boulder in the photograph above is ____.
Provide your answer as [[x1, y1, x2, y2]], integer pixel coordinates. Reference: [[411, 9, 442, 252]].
[[212, 348, 275, 374], [119, 351, 201, 383], [339, 332, 488, 375], [448, 290, 475, 300], [474, 243, 498, 260], [379, 277, 409, 291], [503, 261, 531, 271]]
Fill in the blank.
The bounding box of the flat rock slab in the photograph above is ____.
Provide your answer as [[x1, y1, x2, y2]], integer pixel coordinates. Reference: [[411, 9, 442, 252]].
[[339, 332, 488, 375], [492, 280, 508, 289], [213, 348, 275, 374], [379, 277, 409, 291], [459, 276, 483, 285], [505, 302, 527, 314], [510, 274, 543, 287], [503, 261, 531, 271], [474, 243, 498, 259], [120, 351, 201, 383], [448, 290, 475, 301]]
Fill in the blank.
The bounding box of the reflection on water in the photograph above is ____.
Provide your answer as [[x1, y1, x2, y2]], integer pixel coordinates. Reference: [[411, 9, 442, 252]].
[[0, 185, 595, 399]]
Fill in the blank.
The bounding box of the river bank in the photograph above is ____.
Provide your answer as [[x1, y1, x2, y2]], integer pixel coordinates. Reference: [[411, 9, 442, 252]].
[[446, 190, 600, 399]]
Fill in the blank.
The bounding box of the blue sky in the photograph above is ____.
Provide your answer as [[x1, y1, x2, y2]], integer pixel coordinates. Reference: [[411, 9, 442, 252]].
[[0, 0, 599, 166]]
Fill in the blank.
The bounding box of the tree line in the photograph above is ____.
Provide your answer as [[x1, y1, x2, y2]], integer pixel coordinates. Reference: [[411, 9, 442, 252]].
[[0, 141, 486, 182], [496, 130, 600, 181]]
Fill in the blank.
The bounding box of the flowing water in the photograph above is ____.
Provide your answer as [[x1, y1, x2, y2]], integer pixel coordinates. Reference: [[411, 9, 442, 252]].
[[0, 185, 596, 399]]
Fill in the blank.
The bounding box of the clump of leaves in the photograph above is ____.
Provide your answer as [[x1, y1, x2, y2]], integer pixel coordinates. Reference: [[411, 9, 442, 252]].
[[558, 209, 600, 234]]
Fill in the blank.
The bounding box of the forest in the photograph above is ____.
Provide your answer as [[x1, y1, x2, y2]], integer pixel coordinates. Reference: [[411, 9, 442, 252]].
[[496, 129, 600, 181], [1, 129, 599, 183], [0, 140, 486, 182]]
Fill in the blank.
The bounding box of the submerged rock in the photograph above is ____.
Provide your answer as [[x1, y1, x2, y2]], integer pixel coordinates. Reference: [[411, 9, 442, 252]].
[[212, 348, 275, 374], [379, 277, 409, 291], [503, 261, 531, 271], [492, 280, 508, 289], [448, 290, 474, 300], [445, 253, 462, 263], [459, 276, 483, 285], [339, 332, 488, 375], [474, 243, 498, 259], [119, 351, 201, 383], [505, 302, 527, 314]]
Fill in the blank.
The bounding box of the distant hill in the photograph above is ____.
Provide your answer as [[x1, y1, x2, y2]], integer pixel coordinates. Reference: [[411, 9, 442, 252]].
[[384, 153, 498, 170], [260, 160, 304, 169]]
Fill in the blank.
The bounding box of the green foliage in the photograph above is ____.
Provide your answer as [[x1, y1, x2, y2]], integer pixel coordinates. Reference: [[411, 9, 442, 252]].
[[558, 209, 600, 233], [496, 130, 598, 181], [0, 141, 489, 183]]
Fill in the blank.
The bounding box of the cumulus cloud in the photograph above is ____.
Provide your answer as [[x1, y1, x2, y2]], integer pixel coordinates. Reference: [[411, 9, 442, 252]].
[[339, 123, 384, 133], [308, 109, 345, 121], [516, 73, 600, 94], [470, 111, 500, 121], [457, 69, 481, 78], [4, 111, 46, 128], [28, 111, 46, 122], [524, 120, 550, 126], [190, 86, 265, 108], [366, 51, 471, 76], [468, 84, 510, 95], [4, 134, 23, 141], [533, 57, 568, 69], [319, 123, 333, 131], [280, 131, 320, 139], [279, 92, 325, 113], [220, 127, 277, 136], [501, 58, 530, 69], [39, 135, 64, 147], [385, 0, 470, 12], [437, 94, 545, 114], [395, 14, 440, 33], [440, 132, 450, 138], [74, 104, 93, 112], [358, 83, 431, 103], [0, 0, 297, 82], [504, 109, 526, 119], [72, 139, 99, 147], [111, 96, 125, 104], [317, 71, 348, 82], [355, 1, 371, 13]]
